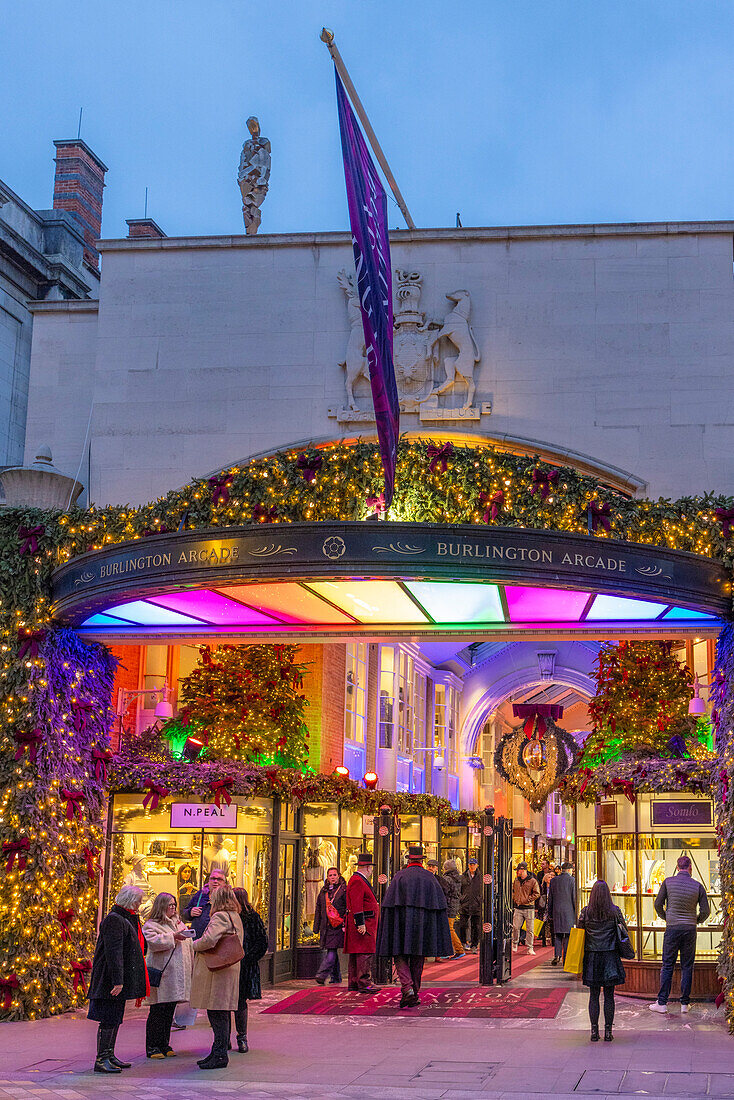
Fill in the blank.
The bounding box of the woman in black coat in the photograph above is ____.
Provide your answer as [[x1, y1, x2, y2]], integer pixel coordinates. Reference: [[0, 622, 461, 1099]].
[[88, 885, 149, 1074], [232, 887, 268, 1053], [312, 868, 347, 985], [578, 879, 629, 1043]]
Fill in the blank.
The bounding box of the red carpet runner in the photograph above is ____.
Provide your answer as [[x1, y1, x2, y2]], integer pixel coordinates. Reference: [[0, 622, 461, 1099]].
[[263, 984, 567, 1019], [423, 943, 554, 983]]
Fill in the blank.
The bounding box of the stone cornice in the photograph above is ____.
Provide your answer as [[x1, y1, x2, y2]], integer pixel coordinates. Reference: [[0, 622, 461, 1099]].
[[97, 220, 734, 253]]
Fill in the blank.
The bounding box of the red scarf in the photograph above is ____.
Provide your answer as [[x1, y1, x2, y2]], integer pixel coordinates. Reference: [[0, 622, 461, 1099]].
[[126, 908, 150, 1004]]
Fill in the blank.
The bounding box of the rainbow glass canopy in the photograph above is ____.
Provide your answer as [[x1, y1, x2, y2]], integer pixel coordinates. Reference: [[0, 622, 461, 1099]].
[[79, 579, 717, 634]]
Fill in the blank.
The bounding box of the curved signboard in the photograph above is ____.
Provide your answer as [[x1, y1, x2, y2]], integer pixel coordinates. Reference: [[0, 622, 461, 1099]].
[[52, 522, 731, 632]]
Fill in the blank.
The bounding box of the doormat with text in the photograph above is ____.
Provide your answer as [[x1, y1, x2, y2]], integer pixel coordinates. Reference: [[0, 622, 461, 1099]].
[[262, 985, 567, 1018]]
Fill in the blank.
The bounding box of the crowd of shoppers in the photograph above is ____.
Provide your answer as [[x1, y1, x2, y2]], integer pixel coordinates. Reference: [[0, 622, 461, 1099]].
[[88, 845, 712, 1069], [88, 872, 267, 1073]]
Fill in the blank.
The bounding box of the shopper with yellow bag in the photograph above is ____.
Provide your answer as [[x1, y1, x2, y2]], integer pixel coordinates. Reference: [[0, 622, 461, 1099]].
[[576, 880, 632, 1043], [548, 862, 577, 965]]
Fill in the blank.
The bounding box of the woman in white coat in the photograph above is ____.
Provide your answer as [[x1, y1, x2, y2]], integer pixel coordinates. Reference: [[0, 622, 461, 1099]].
[[142, 893, 194, 1058]]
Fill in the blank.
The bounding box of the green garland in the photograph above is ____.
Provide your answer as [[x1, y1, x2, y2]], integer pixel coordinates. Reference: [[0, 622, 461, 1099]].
[[49, 439, 734, 567], [108, 745, 481, 825]]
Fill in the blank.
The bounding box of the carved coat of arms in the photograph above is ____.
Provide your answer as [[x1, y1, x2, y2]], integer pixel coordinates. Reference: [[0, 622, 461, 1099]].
[[330, 268, 489, 424]]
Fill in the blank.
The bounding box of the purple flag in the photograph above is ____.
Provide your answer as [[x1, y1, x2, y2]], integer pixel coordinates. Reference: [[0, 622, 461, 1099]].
[[334, 70, 399, 506]]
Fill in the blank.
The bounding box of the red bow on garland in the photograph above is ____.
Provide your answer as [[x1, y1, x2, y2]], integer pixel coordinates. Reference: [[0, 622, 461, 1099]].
[[296, 453, 322, 482], [715, 507, 734, 540], [18, 524, 45, 556], [61, 789, 84, 821], [142, 781, 169, 811], [83, 847, 101, 881], [0, 974, 20, 1011], [70, 701, 95, 734], [70, 959, 92, 995], [366, 493, 386, 516], [529, 467, 559, 500], [91, 747, 113, 783], [209, 778, 233, 807], [252, 504, 278, 523], [17, 629, 46, 660], [720, 769, 730, 802], [578, 768, 594, 799], [141, 525, 169, 538], [588, 500, 612, 533], [481, 490, 504, 523], [3, 838, 29, 873], [12, 728, 43, 763], [426, 442, 454, 473], [57, 909, 75, 942], [208, 474, 233, 506], [512, 703, 564, 739]]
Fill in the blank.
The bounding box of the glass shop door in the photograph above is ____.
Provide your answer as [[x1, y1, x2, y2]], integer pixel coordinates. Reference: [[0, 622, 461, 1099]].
[[273, 837, 300, 982]]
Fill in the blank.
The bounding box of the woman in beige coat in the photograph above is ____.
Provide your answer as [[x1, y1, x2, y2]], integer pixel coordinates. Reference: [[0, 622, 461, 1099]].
[[190, 884, 243, 1070], [142, 893, 194, 1058]]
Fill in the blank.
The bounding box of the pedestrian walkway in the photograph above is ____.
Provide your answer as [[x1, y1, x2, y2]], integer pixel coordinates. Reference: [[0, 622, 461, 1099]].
[[0, 955, 729, 1100]]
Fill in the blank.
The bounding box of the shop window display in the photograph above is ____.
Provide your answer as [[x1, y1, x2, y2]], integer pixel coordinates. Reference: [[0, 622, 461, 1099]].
[[575, 793, 722, 962], [108, 794, 272, 926]]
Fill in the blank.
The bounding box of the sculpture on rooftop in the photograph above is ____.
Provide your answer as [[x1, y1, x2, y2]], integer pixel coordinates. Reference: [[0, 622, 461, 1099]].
[[238, 116, 271, 235]]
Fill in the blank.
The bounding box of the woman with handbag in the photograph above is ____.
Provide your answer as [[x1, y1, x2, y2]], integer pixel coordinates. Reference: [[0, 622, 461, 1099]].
[[232, 887, 269, 1051], [142, 893, 194, 1059], [312, 868, 347, 985], [578, 879, 634, 1043], [190, 884, 244, 1070]]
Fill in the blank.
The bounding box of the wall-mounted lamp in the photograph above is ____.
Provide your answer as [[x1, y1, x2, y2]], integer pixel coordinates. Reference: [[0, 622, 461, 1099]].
[[688, 673, 707, 716]]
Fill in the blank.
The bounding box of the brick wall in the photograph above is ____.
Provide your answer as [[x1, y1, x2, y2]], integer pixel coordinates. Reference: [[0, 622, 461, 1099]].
[[296, 643, 347, 774], [320, 644, 346, 773], [108, 644, 141, 750], [53, 140, 107, 270], [126, 218, 166, 240]]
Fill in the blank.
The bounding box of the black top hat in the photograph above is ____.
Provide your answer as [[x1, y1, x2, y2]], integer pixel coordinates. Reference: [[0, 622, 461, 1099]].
[[406, 845, 425, 860], [356, 853, 373, 866]]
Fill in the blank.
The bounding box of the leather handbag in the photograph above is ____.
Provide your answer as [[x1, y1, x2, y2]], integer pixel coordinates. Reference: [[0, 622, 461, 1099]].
[[616, 917, 635, 960], [325, 885, 345, 928], [203, 915, 244, 972]]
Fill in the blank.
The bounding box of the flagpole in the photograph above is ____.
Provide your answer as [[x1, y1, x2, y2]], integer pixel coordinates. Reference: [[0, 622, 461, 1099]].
[[320, 27, 416, 231]]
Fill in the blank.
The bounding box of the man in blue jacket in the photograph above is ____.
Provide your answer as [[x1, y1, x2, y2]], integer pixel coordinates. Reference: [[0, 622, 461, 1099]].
[[183, 867, 227, 939], [649, 855, 710, 1014]]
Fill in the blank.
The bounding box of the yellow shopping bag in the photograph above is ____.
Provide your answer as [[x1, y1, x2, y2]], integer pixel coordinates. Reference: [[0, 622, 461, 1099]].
[[534, 918, 544, 939], [564, 927, 585, 974]]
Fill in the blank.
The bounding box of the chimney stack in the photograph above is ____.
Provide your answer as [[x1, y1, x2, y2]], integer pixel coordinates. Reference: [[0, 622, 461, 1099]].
[[53, 139, 107, 270], [126, 218, 166, 240]]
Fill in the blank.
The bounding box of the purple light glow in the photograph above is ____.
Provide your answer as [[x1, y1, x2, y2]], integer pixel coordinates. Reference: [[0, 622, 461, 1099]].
[[505, 585, 591, 622], [148, 589, 282, 626]]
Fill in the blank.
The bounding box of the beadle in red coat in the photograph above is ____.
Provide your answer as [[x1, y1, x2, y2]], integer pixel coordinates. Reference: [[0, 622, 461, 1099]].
[[343, 853, 381, 992]]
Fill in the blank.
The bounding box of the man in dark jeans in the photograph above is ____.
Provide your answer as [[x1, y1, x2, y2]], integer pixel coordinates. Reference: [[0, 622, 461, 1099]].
[[649, 854, 710, 1015]]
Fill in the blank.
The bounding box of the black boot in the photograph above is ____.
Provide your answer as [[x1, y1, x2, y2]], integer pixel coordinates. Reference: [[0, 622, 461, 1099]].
[[199, 1052, 228, 1070], [604, 1024, 613, 1042], [94, 1027, 122, 1073], [235, 1005, 249, 1052], [590, 1024, 599, 1042], [108, 1025, 132, 1069]]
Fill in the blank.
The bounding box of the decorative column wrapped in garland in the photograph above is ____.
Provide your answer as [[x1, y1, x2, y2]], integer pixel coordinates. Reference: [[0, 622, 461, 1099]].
[[0, 626, 115, 1020], [711, 624, 734, 1031]]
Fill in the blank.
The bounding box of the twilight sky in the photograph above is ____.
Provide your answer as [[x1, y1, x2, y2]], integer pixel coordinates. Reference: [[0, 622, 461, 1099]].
[[3, 0, 734, 238]]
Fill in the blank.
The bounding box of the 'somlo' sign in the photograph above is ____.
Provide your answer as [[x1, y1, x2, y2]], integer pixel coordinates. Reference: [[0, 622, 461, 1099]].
[[650, 800, 712, 828], [170, 802, 238, 829]]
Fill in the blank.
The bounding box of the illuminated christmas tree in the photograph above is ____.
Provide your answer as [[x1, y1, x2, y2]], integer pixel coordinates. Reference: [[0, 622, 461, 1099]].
[[171, 643, 309, 768], [582, 640, 695, 765]]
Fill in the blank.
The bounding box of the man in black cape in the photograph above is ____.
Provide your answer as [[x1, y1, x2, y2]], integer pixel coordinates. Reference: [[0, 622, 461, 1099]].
[[376, 845, 453, 1007]]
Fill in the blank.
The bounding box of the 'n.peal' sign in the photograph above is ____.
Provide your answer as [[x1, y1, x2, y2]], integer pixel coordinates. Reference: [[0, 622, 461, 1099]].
[[650, 800, 712, 828], [170, 802, 238, 829]]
